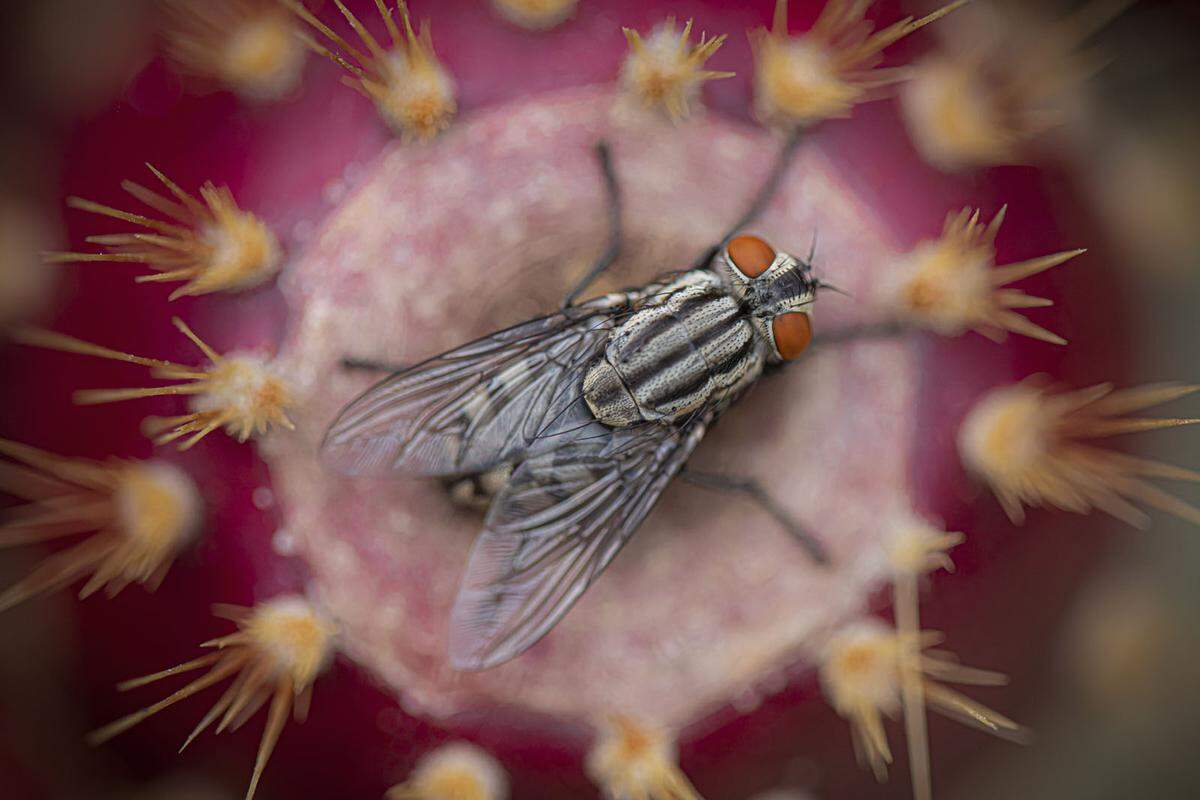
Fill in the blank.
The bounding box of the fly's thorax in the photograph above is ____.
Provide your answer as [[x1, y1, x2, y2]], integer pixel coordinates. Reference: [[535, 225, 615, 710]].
[[584, 272, 765, 426]]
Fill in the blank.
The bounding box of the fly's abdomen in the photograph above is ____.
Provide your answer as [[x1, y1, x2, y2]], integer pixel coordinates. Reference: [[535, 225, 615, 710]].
[[583, 281, 760, 426]]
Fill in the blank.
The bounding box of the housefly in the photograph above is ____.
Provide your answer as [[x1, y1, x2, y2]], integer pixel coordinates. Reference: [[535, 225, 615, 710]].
[[323, 136, 835, 670]]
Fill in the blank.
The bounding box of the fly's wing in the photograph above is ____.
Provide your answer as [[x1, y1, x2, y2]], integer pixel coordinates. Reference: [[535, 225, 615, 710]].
[[322, 301, 627, 477], [449, 411, 713, 670]]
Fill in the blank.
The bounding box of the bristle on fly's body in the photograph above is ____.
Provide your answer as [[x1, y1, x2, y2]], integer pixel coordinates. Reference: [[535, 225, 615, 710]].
[[0, 440, 202, 612], [884, 206, 1084, 345], [283, 0, 457, 140], [750, 0, 968, 129], [620, 18, 734, 122], [885, 515, 965, 800], [959, 380, 1200, 527], [88, 597, 338, 800], [819, 619, 1021, 784], [586, 715, 700, 800], [15, 318, 294, 450], [387, 741, 510, 800], [491, 0, 577, 31], [161, 0, 308, 101], [44, 165, 281, 300]]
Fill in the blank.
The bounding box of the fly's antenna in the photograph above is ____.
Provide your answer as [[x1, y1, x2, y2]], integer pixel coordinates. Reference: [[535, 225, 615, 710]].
[[816, 279, 852, 298], [804, 233, 848, 298]]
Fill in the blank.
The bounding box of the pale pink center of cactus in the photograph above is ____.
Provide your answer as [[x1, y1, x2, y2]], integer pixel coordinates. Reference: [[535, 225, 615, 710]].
[[268, 86, 915, 729]]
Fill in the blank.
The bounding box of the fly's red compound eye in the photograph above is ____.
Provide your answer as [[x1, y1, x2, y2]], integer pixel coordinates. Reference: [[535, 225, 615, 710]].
[[772, 311, 813, 361], [727, 235, 776, 278]]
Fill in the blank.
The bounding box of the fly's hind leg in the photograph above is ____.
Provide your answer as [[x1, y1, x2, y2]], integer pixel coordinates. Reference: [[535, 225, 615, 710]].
[[562, 140, 624, 308], [680, 467, 829, 565], [690, 128, 805, 270], [340, 356, 408, 373]]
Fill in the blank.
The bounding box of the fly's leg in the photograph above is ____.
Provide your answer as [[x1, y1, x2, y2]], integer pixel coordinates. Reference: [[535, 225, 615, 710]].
[[562, 140, 623, 308], [813, 320, 908, 347], [679, 468, 829, 565], [717, 128, 805, 245], [690, 128, 805, 270], [345, 144, 619, 367], [340, 356, 408, 372]]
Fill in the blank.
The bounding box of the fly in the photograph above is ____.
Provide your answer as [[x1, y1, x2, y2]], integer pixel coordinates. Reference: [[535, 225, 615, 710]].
[[323, 135, 838, 670]]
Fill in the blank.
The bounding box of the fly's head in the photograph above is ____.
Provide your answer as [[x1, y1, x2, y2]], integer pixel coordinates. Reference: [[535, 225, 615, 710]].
[[723, 234, 819, 362]]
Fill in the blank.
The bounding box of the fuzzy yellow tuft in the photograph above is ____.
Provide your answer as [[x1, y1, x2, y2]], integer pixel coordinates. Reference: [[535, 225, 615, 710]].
[[0, 440, 202, 612], [899, 53, 1028, 171], [44, 165, 281, 300], [1065, 572, 1176, 714], [819, 620, 1020, 783], [620, 18, 734, 122], [885, 206, 1084, 345], [959, 380, 1200, 527], [886, 515, 963, 580], [88, 597, 338, 800], [899, 0, 1135, 170], [15, 318, 294, 450], [586, 715, 699, 800], [904, 81, 1036, 171], [162, 0, 308, 101], [283, 0, 457, 140], [387, 741, 510, 800], [885, 515, 964, 800], [491, 0, 577, 31], [750, 0, 967, 129]]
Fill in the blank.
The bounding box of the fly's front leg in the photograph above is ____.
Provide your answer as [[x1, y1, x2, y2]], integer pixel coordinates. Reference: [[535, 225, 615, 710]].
[[691, 128, 804, 270], [562, 140, 624, 308], [679, 468, 829, 565], [813, 321, 908, 347]]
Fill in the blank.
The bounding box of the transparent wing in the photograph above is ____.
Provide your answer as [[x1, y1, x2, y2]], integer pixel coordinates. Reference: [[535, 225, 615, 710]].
[[322, 300, 627, 477], [449, 411, 712, 670]]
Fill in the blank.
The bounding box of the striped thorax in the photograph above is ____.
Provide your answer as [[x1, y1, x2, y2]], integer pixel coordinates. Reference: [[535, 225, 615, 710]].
[[584, 237, 819, 427]]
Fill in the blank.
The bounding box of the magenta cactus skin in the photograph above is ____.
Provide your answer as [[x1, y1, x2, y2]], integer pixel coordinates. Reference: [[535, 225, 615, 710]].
[[0, 1, 1129, 799]]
